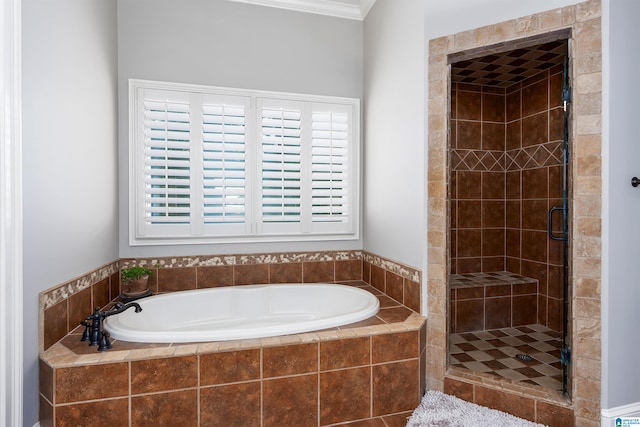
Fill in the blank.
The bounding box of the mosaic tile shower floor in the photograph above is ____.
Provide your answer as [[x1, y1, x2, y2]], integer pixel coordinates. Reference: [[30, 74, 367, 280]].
[[449, 324, 563, 391]]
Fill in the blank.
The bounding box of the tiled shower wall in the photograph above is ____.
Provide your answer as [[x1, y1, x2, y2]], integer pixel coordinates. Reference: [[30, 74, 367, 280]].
[[450, 83, 507, 274], [506, 66, 566, 333], [450, 65, 566, 332]]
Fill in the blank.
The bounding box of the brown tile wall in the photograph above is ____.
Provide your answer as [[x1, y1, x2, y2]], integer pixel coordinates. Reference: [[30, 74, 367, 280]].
[[505, 66, 566, 333], [138, 258, 365, 296], [42, 266, 120, 351], [450, 280, 538, 333], [364, 260, 422, 313], [450, 83, 507, 274], [40, 323, 427, 426], [450, 67, 566, 333]]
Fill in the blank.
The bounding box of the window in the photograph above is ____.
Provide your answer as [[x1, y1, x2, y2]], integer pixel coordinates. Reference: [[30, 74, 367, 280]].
[[129, 80, 360, 245]]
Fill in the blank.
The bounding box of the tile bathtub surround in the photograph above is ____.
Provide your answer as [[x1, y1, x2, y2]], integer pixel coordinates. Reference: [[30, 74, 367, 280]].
[[429, 1, 603, 424], [40, 250, 422, 352], [39, 289, 427, 427]]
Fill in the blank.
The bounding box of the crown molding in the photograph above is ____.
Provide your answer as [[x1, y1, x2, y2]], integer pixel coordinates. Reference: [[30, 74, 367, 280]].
[[358, 0, 376, 18], [228, 0, 376, 21]]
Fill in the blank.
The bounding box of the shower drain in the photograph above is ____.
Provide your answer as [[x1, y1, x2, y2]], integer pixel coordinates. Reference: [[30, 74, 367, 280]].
[[516, 353, 533, 362]]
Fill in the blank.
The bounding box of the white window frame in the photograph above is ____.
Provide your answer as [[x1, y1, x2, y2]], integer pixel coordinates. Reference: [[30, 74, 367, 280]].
[[129, 79, 360, 245]]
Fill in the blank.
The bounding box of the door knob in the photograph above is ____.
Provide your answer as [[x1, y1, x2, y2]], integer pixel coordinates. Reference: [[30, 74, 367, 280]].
[[632, 177, 640, 188]]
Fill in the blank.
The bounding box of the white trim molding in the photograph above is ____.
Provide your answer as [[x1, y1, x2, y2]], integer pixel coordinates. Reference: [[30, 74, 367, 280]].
[[0, 0, 24, 426], [601, 402, 640, 427], [227, 0, 376, 20]]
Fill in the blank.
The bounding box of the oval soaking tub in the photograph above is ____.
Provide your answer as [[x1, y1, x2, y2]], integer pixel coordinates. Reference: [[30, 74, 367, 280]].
[[103, 283, 380, 343]]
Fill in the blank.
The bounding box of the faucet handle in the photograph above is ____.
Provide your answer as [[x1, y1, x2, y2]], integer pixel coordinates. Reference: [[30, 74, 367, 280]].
[[80, 321, 91, 342], [98, 331, 112, 351]]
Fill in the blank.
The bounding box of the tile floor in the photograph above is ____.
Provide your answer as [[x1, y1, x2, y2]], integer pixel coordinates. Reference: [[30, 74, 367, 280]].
[[449, 324, 564, 391]]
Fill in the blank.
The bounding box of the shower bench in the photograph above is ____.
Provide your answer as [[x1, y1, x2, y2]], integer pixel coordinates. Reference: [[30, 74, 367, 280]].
[[449, 271, 538, 333]]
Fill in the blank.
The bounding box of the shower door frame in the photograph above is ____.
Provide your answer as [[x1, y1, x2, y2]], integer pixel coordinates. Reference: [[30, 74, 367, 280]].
[[427, 2, 604, 423], [443, 29, 576, 398]]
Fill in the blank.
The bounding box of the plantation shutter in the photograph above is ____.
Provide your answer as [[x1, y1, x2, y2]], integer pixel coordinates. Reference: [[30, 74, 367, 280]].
[[131, 80, 359, 244], [311, 108, 350, 224], [202, 98, 248, 226], [142, 96, 192, 226], [260, 103, 302, 225]]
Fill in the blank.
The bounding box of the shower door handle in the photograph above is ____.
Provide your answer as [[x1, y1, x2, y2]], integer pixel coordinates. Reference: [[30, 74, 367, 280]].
[[548, 207, 567, 241], [632, 177, 640, 187]]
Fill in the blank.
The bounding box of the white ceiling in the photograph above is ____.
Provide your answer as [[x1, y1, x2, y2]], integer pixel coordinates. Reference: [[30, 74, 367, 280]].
[[227, 0, 377, 20]]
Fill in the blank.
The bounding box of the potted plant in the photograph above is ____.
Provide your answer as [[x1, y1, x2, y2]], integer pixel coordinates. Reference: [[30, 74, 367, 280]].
[[120, 265, 152, 300]]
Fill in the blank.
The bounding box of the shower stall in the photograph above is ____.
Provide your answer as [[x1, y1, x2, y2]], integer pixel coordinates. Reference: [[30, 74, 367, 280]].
[[447, 35, 572, 395]]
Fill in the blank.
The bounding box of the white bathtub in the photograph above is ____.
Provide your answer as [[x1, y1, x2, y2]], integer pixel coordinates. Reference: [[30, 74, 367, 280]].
[[103, 283, 380, 343]]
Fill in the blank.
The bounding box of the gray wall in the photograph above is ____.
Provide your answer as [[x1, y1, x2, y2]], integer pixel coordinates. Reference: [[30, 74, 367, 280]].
[[21, 0, 118, 424], [602, 0, 640, 411], [363, 0, 426, 272], [24, 0, 639, 423], [362, 0, 585, 305], [117, 0, 364, 258]]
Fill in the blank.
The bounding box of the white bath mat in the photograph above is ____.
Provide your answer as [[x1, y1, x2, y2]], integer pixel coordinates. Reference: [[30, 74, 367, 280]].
[[406, 390, 548, 427]]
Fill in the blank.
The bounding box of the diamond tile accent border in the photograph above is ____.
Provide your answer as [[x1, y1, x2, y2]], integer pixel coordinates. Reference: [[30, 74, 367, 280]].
[[451, 149, 506, 171], [452, 142, 563, 172], [506, 142, 564, 170]]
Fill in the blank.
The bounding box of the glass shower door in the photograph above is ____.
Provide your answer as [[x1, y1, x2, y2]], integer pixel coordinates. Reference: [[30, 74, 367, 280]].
[[548, 58, 571, 395]]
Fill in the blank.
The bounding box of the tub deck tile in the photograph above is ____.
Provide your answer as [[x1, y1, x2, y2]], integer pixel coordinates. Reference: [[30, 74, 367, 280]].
[[58, 292, 414, 359], [41, 285, 426, 427]]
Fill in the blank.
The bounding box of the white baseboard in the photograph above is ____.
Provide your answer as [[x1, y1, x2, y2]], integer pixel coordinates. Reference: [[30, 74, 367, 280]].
[[602, 401, 640, 427]]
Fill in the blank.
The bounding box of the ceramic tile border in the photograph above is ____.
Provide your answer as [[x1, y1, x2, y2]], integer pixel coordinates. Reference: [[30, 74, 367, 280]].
[[39, 261, 120, 311], [427, 1, 602, 424], [120, 250, 364, 269], [40, 250, 421, 311], [363, 252, 421, 283]]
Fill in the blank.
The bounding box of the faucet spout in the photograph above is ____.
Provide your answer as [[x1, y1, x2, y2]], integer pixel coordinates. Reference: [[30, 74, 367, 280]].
[[105, 302, 143, 317], [81, 302, 142, 351]]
